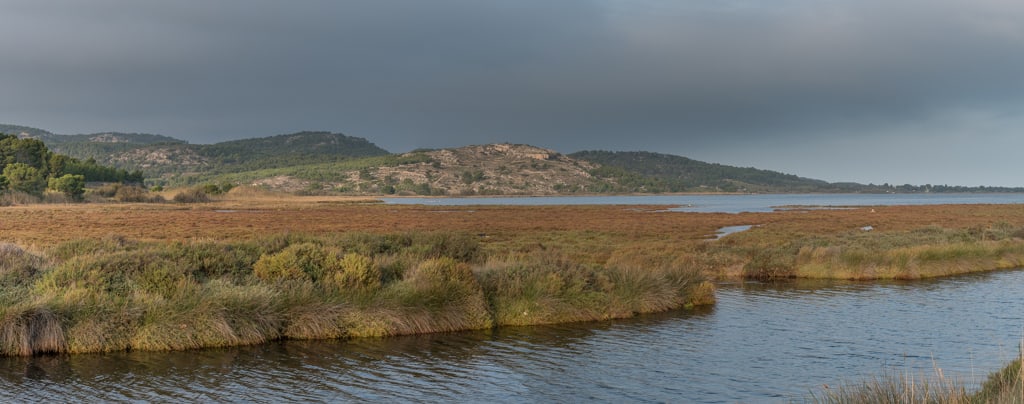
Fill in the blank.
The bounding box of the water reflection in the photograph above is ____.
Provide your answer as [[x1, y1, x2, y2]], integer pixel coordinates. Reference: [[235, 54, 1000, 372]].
[[2, 271, 1023, 403]]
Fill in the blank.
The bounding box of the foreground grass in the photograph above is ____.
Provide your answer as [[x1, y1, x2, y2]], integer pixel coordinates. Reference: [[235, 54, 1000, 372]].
[[0, 232, 713, 356]]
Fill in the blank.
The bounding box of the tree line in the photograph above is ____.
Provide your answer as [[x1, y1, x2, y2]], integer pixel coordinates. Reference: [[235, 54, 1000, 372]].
[[0, 134, 143, 201]]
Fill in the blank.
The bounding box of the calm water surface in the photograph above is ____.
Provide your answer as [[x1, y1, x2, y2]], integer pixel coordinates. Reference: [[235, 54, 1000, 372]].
[[383, 193, 1024, 213], [4, 270, 1023, 403]]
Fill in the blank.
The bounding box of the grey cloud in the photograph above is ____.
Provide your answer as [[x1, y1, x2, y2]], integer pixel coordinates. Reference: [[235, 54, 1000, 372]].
[[0, 0, 1022, 185]]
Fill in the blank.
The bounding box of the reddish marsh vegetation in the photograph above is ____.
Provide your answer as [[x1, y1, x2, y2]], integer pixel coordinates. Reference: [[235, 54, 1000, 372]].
[[2, 196, 1024, 357]]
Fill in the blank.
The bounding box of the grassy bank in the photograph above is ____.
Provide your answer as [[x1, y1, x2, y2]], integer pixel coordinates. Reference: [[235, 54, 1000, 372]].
[[713, 223, 1024, 281], [0, 232, 713, 356]]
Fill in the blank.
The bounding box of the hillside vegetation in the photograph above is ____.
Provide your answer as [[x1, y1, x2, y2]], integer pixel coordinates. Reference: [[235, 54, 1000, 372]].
[[570, 150, 833, 193], [6, 126, 389, 186], [6, 123, 1023, 195]]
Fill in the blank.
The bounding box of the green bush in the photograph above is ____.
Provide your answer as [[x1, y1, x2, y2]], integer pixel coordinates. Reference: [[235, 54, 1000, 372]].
[[48, 174, 86, 201], [3, 163, 46, 197], [328, 253, 381, 290], [404, 257, 474, 286], [252, 243, 328, 282]]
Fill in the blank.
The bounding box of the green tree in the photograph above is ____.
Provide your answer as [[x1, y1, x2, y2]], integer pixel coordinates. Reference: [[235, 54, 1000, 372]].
[[48, 174, 86, 201], [2, 163, 46, 196], [0, 136, 51, 175], [48, 154, 72, 177]]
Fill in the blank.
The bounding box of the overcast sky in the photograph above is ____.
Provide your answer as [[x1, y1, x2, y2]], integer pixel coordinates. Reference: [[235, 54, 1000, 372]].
[[2, 1, 1023, 186]]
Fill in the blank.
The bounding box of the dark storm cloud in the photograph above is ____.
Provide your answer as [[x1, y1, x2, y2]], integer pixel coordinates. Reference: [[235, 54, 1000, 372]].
[[0, 0, 1022, 185]]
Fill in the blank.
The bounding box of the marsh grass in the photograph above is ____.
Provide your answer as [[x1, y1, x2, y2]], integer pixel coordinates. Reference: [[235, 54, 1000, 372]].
[[810, 346, 1024, 403], [0, 243, 44, 287], [475, 248, 712, 326], [972, 357, 1024, 403], [3, 201, 1021, 356], [0, 230, 713, 356], [716, 224, 1024, 281], [794, 239, 1024, 280], [808, 367, 970, 404], [0, 305, 66, 356]]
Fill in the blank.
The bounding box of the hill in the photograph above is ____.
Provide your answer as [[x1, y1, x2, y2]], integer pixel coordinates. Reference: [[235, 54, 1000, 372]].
[[6, 123, 1021, 196], [209, 144, 851, 196], [336, 143, 599, 195], [6, 126, 391, 184], [569, 150, 833, 193]]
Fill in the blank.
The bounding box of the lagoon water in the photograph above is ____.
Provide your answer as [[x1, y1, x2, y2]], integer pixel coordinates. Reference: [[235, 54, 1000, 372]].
[[384, 193, 1024, 213], [3, 270, 1024, 403]]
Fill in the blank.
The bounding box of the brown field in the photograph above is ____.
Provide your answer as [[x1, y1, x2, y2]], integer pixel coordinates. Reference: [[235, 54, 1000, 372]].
[[3, 195, 1023, 245], [3, 194, 1024, 359], [4, 195, 1024, 281]]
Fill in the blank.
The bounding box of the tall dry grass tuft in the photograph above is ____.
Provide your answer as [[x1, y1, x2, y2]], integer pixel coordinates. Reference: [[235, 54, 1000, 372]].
[[811, 350, 1024, 404], [809, 366, 970, 404], [130, 281, 284, 351], [48, 287, 139, 354], [282, 303, 350, 340], [0, 305, 67, 356], [360, 257, 494, 335], [971, 345, 1024, 403], [0, 243, 43, 286], [476, 247, 712, 327]]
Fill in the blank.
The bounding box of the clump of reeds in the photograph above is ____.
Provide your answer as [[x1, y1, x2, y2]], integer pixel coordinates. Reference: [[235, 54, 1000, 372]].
[[743, 244, 798, 281], [474, 247, 712, 327], [809, 367, 969, 404], [0, 305, 66, 356]]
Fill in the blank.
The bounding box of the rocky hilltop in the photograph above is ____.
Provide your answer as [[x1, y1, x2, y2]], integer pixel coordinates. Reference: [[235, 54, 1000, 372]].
[[372, 144, 596, 195], [248, 144, 600, 195]]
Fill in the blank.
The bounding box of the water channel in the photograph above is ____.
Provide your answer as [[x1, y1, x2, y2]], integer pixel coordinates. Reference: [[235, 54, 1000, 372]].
[[3, 270, 1022, 403]]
